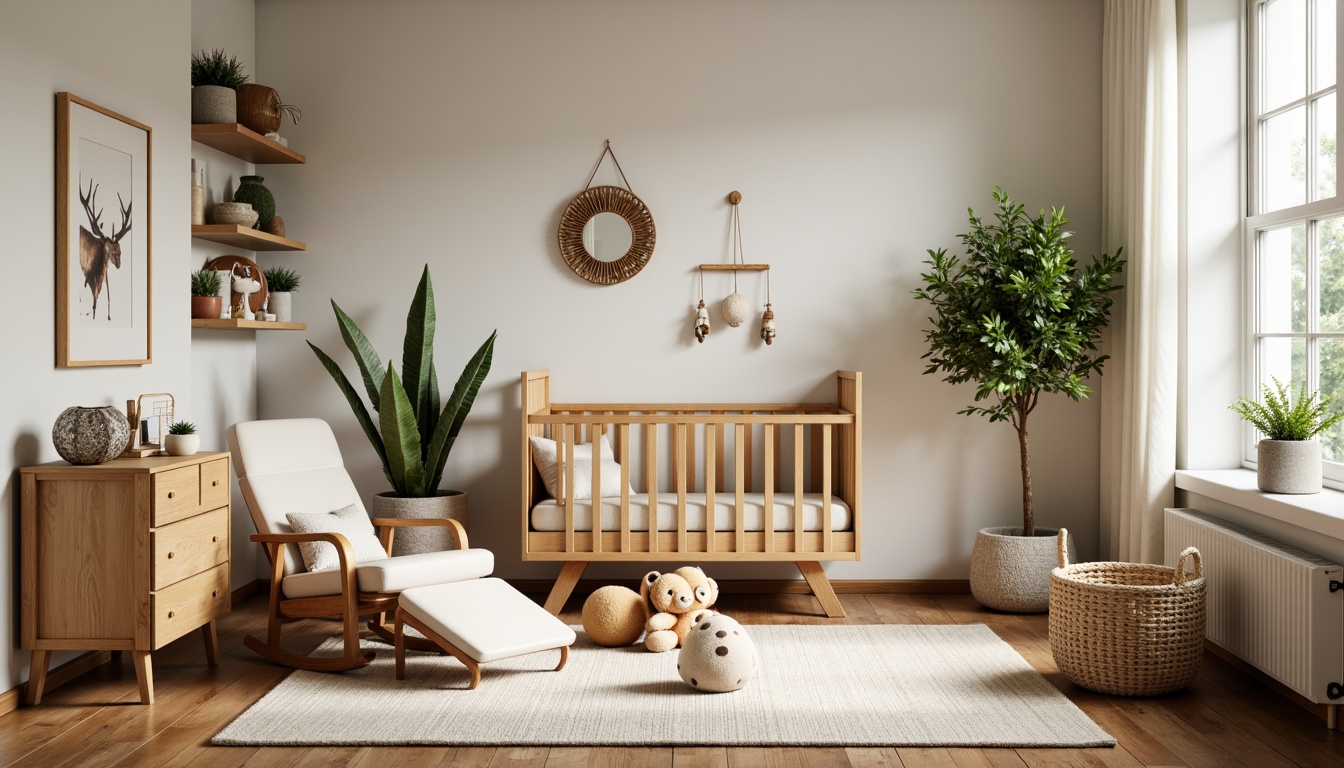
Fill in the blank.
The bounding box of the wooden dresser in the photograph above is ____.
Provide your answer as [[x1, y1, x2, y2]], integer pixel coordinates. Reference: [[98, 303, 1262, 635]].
[[20, 452, 232, 705]]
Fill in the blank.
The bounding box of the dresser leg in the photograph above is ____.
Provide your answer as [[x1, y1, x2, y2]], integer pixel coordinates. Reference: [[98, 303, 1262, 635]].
[[26, 650, 51, 705], [202, 621, 219, 666], [131, 651, 155, 704]]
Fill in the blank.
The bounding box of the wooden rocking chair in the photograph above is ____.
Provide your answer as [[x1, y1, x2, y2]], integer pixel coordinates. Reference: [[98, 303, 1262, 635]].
[[227, 419, 495, 672]]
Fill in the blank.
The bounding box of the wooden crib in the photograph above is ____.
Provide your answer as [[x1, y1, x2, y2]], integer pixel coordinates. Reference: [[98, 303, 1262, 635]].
[[520, 370, 861, 618]]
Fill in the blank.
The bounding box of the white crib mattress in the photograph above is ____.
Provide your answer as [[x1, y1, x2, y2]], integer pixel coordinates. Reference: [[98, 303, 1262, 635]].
[[530, 492, 851, 533]]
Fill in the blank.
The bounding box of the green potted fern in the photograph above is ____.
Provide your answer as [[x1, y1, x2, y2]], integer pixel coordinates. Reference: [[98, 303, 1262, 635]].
[[191, 48, 248, 124], [1230, 377, 1344, 494], [309, 265, 496, 555], [914, 187, 1124, 612]]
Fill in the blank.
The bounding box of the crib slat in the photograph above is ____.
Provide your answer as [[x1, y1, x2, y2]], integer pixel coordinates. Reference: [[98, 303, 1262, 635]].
[[742, 416, 753, 494], [734, 423, 746, 548], [715, 413, 726, 493], [686, 417, 696, 494], [592, 421, 603, 554], [763, 424, 775, 554], [822, 424, 832, 553], [773, 422, 782, 492], [564, 423, 576, 554], [793, 424, 804, 553], [671, 412, 683, 493], [675, 423, 688, 552], [705, 423, 716, 554], [620, 424, 631, 553], [811, 424, 823, 493], [646, 422, 658, 554]]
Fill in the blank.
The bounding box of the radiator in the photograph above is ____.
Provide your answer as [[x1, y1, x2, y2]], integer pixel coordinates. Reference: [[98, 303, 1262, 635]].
[[1165, 508, 1344, 704]]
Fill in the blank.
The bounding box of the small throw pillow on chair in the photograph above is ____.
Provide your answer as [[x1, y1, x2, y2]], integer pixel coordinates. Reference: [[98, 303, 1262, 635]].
[[286, 503, 390, 572], [530, 434, 630, 501]]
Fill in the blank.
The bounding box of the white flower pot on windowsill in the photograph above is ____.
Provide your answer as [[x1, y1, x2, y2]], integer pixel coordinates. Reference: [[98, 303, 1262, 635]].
[[1257, 439, 1321, 494]]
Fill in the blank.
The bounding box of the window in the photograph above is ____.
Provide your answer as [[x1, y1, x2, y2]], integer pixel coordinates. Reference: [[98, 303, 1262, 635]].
[[1248, 0, 1344, 481]]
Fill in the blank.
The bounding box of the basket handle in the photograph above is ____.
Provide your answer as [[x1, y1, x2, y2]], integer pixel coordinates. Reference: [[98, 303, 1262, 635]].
[[1057, 528, 1070, 568], [1176, 546, 1202, 585]]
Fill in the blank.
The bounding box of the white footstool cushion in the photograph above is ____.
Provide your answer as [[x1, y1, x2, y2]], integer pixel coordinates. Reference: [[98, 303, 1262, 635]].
[[398, 578, 576, 663]]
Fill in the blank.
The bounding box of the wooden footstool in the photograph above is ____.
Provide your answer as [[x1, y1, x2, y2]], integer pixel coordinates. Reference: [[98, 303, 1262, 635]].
[[394, 577, 576, 689]]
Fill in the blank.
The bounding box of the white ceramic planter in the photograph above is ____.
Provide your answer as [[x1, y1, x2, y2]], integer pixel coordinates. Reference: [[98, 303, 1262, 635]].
[[269, 292, 292, 322], [1257, 439, 1322, 494], [192, 85, 237, 124], [164, 434, 200, 456], [970, 526, 1076, 613], [371, 490, 467, 556]]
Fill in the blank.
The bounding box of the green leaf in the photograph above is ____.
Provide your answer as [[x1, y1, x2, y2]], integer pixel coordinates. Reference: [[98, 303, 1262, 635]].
[[402, 265, 436, 447], [379, 363, 425, 496], [424, 330, 496, 492], [332, 301, 385, 412], [308, 341, 390, 485]]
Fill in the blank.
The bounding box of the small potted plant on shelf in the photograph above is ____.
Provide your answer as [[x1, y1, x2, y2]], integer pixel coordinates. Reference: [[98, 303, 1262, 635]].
[[164, 421, 200, 457], [191, 269, 222, 319], [1230, 377, 1344, 494], [262, 266, 300, 323], [914, 187, 1125, 613], [191, 48, 248, 125]]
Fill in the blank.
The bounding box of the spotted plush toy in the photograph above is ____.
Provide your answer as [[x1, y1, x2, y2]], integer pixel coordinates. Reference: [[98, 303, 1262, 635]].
[[678, 613, 757, 692]]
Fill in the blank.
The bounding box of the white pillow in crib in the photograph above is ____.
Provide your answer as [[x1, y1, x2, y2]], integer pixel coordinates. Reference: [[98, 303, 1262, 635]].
[[530, 435, 631, 500]]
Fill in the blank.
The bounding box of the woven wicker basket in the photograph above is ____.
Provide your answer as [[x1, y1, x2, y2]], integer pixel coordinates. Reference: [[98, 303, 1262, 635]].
[[1048, 528, 1206, 696], [237, 84, 283, 135]]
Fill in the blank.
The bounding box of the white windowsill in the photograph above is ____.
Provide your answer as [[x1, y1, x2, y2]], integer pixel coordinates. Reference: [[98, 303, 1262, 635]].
[[1175, 469, 1344, 540]]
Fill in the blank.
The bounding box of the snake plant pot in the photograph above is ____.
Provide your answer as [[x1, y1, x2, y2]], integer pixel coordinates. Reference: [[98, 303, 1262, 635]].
[[192, 85, 237, 124], [371, 490, 468, 556], [164, 434, 200, 457], [1257, 439, 1322, 494], [970, 526, 1076, 613]]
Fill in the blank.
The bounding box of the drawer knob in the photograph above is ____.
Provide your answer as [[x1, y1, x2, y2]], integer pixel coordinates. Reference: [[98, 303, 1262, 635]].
[[212, 590, 219, 598], [212, 536, 219, 543], [212, 480, 219, 487], [167, 552, 175, 559], [168, 611, 175, 619], [167, 491, 175, 499]]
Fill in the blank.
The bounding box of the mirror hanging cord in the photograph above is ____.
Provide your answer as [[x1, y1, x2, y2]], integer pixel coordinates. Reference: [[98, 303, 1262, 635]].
[[583, 139, 634, 192]]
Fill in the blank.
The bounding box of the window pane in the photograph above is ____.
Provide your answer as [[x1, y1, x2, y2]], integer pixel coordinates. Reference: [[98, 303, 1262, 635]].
[[1263, 106, 1308, 211], [1320, 217, 1344, 330], [1317, 0, 1336, 89], [1260, 223, 1307, 332], [1322, 339, 1344, 461], [1316, 93, 1337, 200], [1265, 0, 1307, 111], [1259, 336, 1308, 409]]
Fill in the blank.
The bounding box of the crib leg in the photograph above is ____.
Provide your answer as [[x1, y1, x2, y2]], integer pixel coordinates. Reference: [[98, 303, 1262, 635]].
[[543, 561, 589, 615], [797, 561, 846, 618]]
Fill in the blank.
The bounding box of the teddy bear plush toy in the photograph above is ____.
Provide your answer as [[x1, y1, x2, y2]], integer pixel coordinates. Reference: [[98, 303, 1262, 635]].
[[642, 566, 719, 653]]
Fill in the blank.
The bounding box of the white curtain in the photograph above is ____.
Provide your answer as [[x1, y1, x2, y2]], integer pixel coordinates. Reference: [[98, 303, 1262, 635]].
[[1099, 0, 1179, 564]]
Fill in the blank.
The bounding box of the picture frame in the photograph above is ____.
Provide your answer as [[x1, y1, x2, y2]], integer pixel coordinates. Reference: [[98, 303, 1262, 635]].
[[56, 92, 152, 367]]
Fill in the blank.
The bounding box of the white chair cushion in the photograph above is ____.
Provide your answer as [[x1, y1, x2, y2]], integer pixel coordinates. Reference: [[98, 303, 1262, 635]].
[[281, 547, 495, 599], [286, 503, 389, 572], [530, 435, 630, 501], [399, 578, 576, 663]]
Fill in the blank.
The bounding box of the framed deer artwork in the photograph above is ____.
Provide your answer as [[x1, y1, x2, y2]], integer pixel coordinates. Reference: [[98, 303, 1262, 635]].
[[56, 93, 152, 367]]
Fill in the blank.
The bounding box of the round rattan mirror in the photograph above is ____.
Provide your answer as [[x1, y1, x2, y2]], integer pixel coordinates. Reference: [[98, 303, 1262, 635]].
[[557, 185, 656, 285]]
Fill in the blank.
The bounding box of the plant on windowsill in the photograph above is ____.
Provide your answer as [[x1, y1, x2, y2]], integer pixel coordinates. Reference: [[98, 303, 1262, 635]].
[[913, 187, 1125, 613], [164, 420, 200, 457], [308, 264, 497, 555], [262, 266, 300, 323], [190, 48, 248, 125], [1229, 377, 1344, 494], [191, 269, 223, 320]]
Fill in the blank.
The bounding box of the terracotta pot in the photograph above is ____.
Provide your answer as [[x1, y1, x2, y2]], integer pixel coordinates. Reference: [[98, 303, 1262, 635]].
[[970, 526, 1076, 613], [371, 490, 468, 556], [191, 296, 221, 319]]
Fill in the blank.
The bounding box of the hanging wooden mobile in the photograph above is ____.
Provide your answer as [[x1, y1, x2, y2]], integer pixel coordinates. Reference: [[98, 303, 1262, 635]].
[[696, 191, 775, 345]]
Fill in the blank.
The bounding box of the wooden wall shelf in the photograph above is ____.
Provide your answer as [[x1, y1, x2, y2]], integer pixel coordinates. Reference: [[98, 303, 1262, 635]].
[[698, 264, 770, 271], [191, 124, 306, 164], [191, 319, 306, 331], [191, 225, 306, 252]]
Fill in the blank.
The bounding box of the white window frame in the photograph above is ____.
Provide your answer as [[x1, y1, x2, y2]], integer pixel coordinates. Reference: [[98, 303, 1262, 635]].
[[1245, 0, 1344, 486]]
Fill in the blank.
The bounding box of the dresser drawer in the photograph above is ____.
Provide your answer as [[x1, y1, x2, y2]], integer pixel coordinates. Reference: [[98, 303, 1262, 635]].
[[200, 459, 229, 511], [152, 507, 229, 590], [153, 466, 200, 526], [152, 563, 229, 649]]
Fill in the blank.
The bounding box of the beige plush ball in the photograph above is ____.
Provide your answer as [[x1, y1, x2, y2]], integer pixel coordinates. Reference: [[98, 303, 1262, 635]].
[[581, 585, 647, 647], [677, 614, 757, 693]]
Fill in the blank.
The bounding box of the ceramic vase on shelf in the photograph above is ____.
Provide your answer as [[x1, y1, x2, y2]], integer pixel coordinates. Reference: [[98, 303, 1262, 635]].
[[233, 176, 275, 230], [212, 201, 257, 227], [51, 406, 131, 465], [191, 85, 236, 124], [269, 292, 293, 322]]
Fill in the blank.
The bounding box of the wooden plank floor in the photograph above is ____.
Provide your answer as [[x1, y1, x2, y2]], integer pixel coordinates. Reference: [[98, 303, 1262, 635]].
[[3, 589, 1342, 767]]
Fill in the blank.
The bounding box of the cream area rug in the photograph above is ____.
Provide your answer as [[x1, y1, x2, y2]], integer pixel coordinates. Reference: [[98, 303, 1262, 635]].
[[213, 624, 1114, 747]]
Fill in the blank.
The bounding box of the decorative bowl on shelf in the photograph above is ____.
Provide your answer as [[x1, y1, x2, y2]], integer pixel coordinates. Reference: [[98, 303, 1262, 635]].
[[212, 202, 259, 228]]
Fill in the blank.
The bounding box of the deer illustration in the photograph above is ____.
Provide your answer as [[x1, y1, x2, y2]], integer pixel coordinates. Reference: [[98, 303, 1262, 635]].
[[78, 177, 132, 321]]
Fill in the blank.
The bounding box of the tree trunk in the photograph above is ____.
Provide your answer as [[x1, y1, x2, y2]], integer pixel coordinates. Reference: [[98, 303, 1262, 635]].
[[1017, 407, 1033, 537]]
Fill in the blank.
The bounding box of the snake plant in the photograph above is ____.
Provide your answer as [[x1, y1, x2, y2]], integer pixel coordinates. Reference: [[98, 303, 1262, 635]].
[[308, 265, 496, 497]]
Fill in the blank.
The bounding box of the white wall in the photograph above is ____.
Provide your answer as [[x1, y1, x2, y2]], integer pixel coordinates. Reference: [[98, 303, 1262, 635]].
[[0, 0, 191, 689], [255, 0, 1107, 581]]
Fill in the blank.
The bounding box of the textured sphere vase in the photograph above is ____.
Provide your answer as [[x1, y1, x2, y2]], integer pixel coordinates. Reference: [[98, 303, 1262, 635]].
[[191, 85, 237, 124], [371, 490, 467, 556], [1257, 439, 1322, 494], [51, 406, 130, 465], [970, 526, 1076, 613], [232, 176, 275, 230]]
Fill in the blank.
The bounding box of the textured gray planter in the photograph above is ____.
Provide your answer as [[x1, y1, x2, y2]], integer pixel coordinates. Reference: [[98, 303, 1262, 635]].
[[371, 490, 468, 556], [970, 526, 1076, 613], [1257, 439, 1322, 494], [269, 292, 292, 322], [51, 405, 131, 465], [192, 85, 237, 124]]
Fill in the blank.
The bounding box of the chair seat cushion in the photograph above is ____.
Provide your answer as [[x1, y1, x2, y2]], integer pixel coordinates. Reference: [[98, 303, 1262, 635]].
[[281, 548, 495, 599], [398, 577, 576, 663]]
